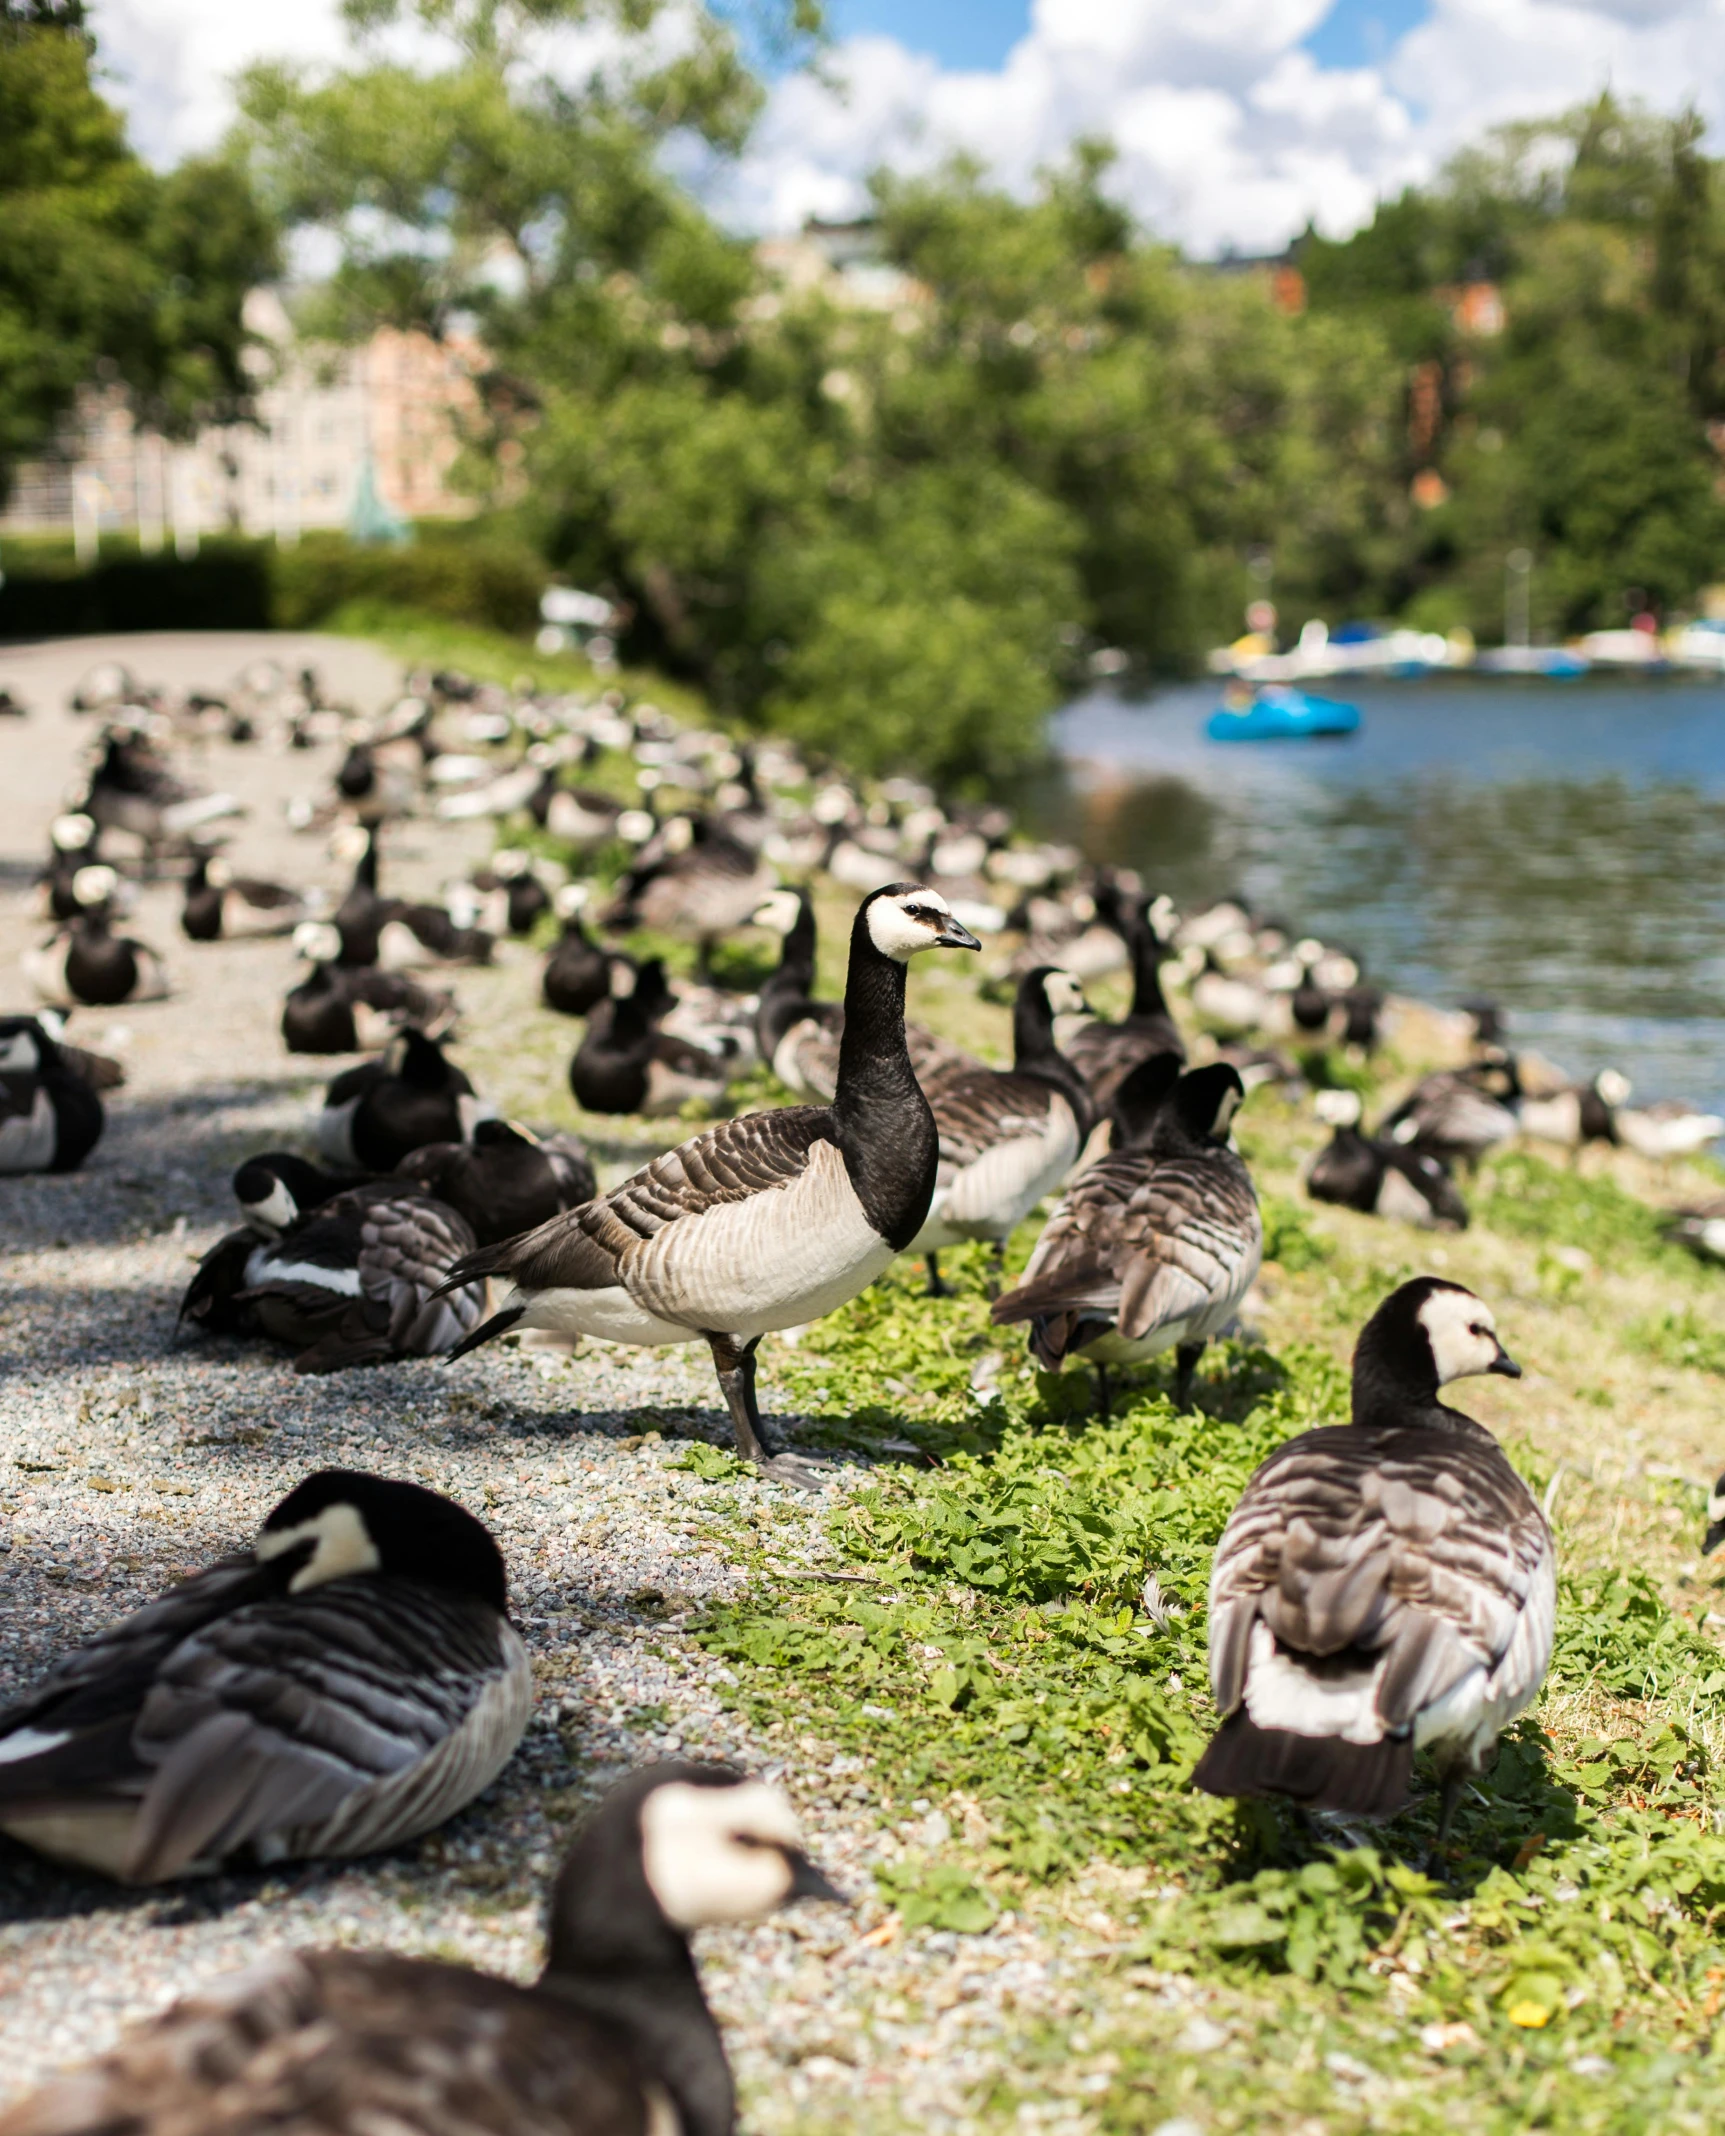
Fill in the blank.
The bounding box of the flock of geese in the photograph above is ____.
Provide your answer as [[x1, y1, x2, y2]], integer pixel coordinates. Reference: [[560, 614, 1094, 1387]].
[[0, 656, 1720, 2133]]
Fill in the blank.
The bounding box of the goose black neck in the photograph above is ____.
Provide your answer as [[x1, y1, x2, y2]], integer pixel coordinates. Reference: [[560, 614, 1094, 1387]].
[[1128, 916, 1172, 1021], [355, 836, 379, 893], [1013, 979, 1092, 1128], [834, 908, 937, 1248], [777, 894, 817, 991], [1351, 1345, 1453, 1433]]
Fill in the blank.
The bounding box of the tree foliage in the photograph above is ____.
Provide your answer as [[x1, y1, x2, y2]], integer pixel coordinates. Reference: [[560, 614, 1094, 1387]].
[[0, 7, 277, 483]]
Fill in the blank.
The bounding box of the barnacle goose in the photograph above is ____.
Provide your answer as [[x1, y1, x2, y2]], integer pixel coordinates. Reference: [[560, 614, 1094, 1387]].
[[1379, 1060, 1519, 1168], [0, 1016, 104, 1174], [181, 853, 310, 941], [991, 1057, 1259, 1413], [1613, 1090, 1725, 1160], [189, 1175, 487, 1373], [283, 922, 457, 1056], [1306, 1088, 1468, 1229], [397, 1118, 597, 1244], [317, 1028, 486, 1169], [0, 1470, 529, 1883], [541, 884, 614, 1015], [1063, 889, 1186, 1107], [1663, 1197, 1725, 1264], [25, 866, 170, 1009], [0, 1764, 838, 2136], [38, 812, 97, 923], [445, 885, 981, 1479], [484, 846, 552, 935], [569, 956, 734, 1117], [609, 812, 776, 978], [1194, 1278, 1552, 1868], [912, 966, 1095, 1296], [180, 1153, 368, 1336]]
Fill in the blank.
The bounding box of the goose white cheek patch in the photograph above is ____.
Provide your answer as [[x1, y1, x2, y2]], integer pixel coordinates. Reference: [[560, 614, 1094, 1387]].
[[256, 1502, 381, 1591], [640, 1780, 800, 1928], [1419, 1289, 1502, 1384], [866, 894, 950, 962]]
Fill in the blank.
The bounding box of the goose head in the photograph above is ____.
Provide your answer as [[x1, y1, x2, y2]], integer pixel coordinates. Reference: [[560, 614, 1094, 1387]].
[[294, 919, 343, 966], [1356, 1277, 1521, 1407], [0, 1021, 43, 1076], [1313, 1087, 1363, 1130], [1166, 1062, 1246, 1147], [232, 1156, 305, 1238], [553, 882, 591, 922], [544, 1765, 844, 1983], [1039, 968, 1089, 1019], [860, 884, 983, 963], [255, 1469, 509, 1610], [752, 888, 806, 937], [49, 812, 95, 855], [71, 863, 119, 918]]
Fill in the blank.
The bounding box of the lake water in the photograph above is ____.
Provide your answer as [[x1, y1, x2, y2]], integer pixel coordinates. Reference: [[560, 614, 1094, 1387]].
[[1048, 678, 1725, 1118]]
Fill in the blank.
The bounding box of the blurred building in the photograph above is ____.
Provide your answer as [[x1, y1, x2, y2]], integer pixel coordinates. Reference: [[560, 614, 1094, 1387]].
[[0, 290, 483, 551], [753, 218, 929, 315]]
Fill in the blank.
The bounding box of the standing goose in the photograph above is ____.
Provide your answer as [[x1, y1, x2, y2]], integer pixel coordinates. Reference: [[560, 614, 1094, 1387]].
[[445, 885, 981, 1479], [1063, 890, 1186, 1108], [1306, 1088, 1469, 1229], [214, 1179, 486, 1373], [0, 1015, 104, 1174], [317, 1028, 485, 1169], [0, 1469, 529, 1883], [1380, 1060, 1519, 1168], [569, 956, 734, 1117], [0, 1763, 839, 2136], [25, 866, 170, 1008], [1194, 1278, 1552, 1868], [991, 1058, 1259, 1413], [397, 1118, 598, 1244], [542, 883, 615, 1015], [911, 966, 1095, 1296]]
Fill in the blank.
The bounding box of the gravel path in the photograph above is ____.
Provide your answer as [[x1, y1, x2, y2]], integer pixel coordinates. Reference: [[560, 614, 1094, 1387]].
[[0, 633, 1116, 2136]]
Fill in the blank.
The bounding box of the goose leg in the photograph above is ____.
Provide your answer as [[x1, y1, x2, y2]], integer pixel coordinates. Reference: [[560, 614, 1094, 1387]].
[[707, 1331, 826, 1492], [1425, 1768, 1466, 1877], [1092, 1365, 1111, 1419], [985, 1240, 1006, 1300], [1174, 1340, 1205, 1409], [924, 1253, 949, 1298]]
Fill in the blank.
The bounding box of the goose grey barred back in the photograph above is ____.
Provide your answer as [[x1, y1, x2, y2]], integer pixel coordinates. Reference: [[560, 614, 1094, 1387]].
[[0, 1470, 529, 1884], [912, 966, 1095, 1297], [1305, 1088, 1468, 1229], [1380, 1061, 1519, 1167], [1063, 888, 1186, 1107], [0, 1764, 840, 2136], [0, 1016, 104, 1174], [443, 885, 981, 1482], [991, 1058, 1258, 1413], [608, 813, 776, 977], [1194, 1278, 1553, 1869]]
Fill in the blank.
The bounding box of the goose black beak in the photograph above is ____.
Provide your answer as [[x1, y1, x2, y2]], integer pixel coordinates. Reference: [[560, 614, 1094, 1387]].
[[1488, 1343, 1523, 1379], [935, 917, 983, 952], [786, 1849, 848, 1906]]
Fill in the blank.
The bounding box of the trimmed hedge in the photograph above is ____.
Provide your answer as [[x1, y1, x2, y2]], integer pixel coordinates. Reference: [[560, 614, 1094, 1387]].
[[0, 527, 546, 640]]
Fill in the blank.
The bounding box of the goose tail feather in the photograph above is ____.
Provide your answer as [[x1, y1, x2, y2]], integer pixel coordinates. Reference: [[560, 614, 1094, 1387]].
[[1191, 1711, 1415, 1818], [443, 1305, 525, 1363]]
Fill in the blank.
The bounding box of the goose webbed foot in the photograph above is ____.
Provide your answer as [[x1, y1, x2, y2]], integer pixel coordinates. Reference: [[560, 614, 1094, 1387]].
[[923, 1253, 950, 1298], [1174, 1339, 1206, 1410], [755, 1450, 834, 1493]]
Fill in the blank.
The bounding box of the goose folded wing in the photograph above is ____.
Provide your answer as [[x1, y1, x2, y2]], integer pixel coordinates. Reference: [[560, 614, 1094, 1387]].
[[0, 1560, 267, 1798], [120, 1582, 511, 1882], [451, 1106, 835, 1292], [932, 1076, 1056, 1172], [1209, 1431, 1548, 1729], [1113, 1166, 1261, 1340]]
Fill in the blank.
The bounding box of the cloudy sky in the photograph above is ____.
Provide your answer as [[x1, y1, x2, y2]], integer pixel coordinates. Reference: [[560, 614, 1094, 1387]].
[[95, 0, 1725, 257]]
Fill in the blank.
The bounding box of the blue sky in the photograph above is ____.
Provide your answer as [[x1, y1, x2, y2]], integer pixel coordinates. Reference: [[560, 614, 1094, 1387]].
[[830, 0, 1435, 75]]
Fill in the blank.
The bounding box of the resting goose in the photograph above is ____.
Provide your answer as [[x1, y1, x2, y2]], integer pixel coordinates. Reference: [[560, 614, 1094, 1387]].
[[992, 1058, 1259, 1413], [397, 1118, 597, 1245], [445, 884, 981, 1479], [180, 1152, 368, 1336], [569, 957, 734, 1117], [0, 1469, 529, 1883], [1194, 1278, 1552, 1869], [1514, 1068, 1623, 1151], [1306, 1089, 1468, 1229], [1063, 890, 1186, 1107], [1380, 1061, 1519, 1168], [1615, 1092, 1724, 1160], [25, 867, 169, 1008], [283, 923, 457, 1055], [216, 1179, 486, 1373], [38, 812, 98, 923], [542, 884, 614, 1015], [609, 813, 776, 978], [0, 1763, 838, 2136], [912, 966, 1094, 1296], [180, 853, 310, 941], [1663, 1197, 1725, 1264], [317, 1028, 486, 1170], [0, 1015, 104, 1174]]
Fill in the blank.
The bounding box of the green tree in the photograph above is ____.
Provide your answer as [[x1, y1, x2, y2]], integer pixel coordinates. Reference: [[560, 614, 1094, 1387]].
[[0, 3, 277, 487]]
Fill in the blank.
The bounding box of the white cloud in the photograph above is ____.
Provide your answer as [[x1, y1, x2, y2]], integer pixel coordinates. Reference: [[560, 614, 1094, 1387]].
[[89, 0, 1725, 254]]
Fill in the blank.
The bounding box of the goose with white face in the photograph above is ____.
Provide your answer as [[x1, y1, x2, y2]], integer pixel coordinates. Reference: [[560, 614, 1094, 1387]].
[[255, 1500, 383, 1592], [639, 1779, 844, 1928], [1418, 1286, 1522, 1386], [864, 887, 983, 963], [1040, 969, 1088, 1019], [752, 888, 804, 937]]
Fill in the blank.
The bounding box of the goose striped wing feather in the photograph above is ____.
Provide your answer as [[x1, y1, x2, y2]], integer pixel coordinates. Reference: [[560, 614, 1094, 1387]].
[[0, 1948, 648, 2136], [930, 1072, 1061, 1172], [1113, 1151, 1261, 1342], [462, 1106, 837, 1291], [1208, 1423, 1554, 1732], [991, 1149, 1144, 1319]]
